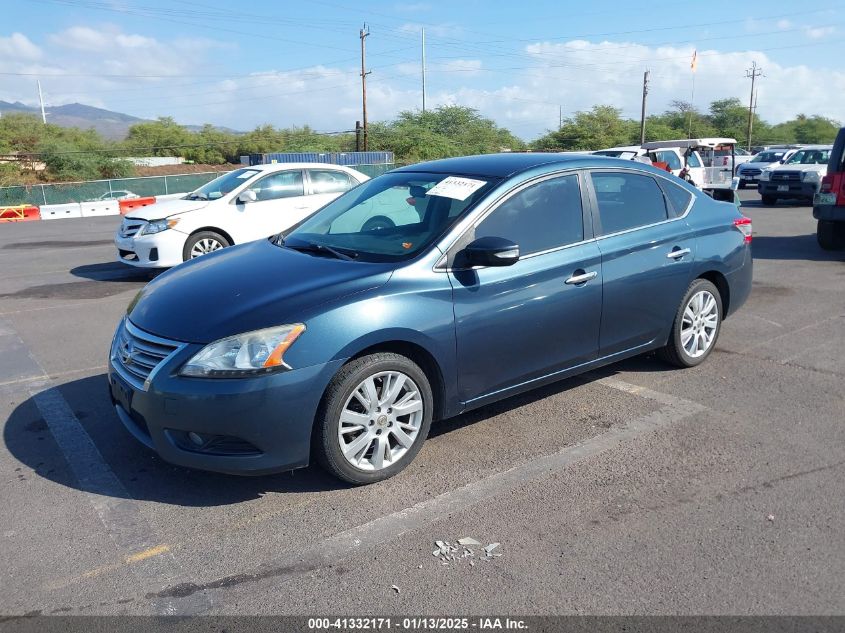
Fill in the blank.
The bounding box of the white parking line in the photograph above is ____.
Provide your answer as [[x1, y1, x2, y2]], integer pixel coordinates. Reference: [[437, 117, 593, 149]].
[[143, 376, 708, 608]]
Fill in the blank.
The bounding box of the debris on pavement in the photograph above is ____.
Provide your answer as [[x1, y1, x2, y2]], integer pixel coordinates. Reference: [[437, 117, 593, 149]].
[[767, 514, 775, 522], [391, 585, 401, 594], [430, 538, 502, 567]]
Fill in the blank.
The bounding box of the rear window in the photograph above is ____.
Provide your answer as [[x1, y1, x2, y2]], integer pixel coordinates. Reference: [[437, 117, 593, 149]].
[[659, 178, 694, 217], [591, 172, 668, 235]]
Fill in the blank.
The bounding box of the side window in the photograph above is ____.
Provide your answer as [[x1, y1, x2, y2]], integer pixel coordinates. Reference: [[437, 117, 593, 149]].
[[659, 178, 694, 217], [590, 172, 668, 235], [474, 175, 583, 255], [686, 151, 702, 168], [248, 171, 304, 201], [308, 170, 354, 194], [656, 151, 683, 171]]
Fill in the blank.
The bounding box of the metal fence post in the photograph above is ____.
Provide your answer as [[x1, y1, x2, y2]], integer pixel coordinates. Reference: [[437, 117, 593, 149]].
[[41, 185, 47, 206], [164, 176, 169, 195]]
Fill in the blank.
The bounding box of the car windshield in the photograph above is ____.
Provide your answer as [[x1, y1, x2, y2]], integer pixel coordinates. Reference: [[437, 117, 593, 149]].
[[185, 168, 260, 200], [279, 171, 501, 263], [751, 152, 784, 163], [786, 150, 831, 165]]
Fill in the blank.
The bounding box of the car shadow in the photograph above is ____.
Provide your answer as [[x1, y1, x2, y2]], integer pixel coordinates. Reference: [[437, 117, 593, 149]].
[[5, 358, 675, 506], [740, 198, 810, 210], [751, 234, 845, 262], [70, 262, 160, 283]]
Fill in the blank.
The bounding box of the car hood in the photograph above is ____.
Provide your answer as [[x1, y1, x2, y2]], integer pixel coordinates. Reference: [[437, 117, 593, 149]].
[[128, 239, 395, 343], [739, 161, 776, 170], [125, 197, 210, 220], [768, 163, 828, 173]]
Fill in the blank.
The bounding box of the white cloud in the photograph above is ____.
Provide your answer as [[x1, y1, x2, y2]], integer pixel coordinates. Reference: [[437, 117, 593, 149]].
[[398, 22, 462, 38], [0, 33, 42, 61], [776, 19, 792, 30], [803, 25, 835, 39]]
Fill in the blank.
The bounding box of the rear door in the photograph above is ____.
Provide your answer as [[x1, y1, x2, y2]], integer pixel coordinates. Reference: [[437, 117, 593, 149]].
[[448, 172, 603, 404], [587, 170, 696, 358], [305, 169, 360, 210]]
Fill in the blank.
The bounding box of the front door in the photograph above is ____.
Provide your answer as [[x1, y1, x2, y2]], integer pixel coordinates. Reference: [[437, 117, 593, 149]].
[[234, 169, 309, 241], [448, 173, 603, 404]]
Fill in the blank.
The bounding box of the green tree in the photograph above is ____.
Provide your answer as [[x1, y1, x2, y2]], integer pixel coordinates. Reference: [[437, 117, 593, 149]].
[[792, 115, 840, 144], [123, 117, 193, 156], [533, 105, 638, 150]]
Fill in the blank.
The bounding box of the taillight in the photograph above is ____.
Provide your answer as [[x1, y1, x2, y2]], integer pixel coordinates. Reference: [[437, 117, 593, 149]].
[[820, 175, 833, 193], [733, 216, 752, 243]]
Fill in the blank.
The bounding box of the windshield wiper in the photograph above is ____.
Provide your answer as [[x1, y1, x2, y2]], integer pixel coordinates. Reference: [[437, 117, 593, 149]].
[[186, 192, 208, 200], [284, 240, 358, 261]]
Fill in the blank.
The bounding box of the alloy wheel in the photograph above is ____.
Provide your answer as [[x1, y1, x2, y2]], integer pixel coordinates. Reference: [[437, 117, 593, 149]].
[[337, 371, 424, 471], [681, 290, 719, 358], [190, 238, 223, 258]]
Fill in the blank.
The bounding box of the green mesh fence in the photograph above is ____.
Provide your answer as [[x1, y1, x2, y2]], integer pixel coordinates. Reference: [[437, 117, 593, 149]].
[[0, 171, 228, 207], [0, 166, 397, 207]]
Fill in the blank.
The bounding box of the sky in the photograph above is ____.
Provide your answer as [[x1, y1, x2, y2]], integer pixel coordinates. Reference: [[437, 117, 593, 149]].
[[1, 0, 843, 140]]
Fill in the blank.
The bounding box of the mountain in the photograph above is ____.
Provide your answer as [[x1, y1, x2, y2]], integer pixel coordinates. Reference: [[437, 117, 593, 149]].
[[0, 101, 243, 139], [0, 101, 145, 139]]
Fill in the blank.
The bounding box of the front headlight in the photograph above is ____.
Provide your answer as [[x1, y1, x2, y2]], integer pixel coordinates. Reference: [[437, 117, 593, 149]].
[[759, 170, 772, 181], [802, 171, 820, 183], [179, 324, 306, 378], [138, 218, 179, 236]]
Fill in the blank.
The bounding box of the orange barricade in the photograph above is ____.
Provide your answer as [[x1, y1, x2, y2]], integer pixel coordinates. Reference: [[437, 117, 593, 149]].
[[119, 197, 156, 215], [0, 205, 41, 222]]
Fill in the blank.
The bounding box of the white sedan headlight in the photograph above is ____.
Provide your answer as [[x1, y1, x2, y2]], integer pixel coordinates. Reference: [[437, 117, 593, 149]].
[[802, 171, 821, 183], [180, 324, 306, 378], [759, 170, 772, 182], [138, 218, 179, 236]]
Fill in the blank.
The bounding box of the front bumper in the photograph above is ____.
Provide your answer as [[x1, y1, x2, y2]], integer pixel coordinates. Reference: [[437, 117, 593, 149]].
[[758, 181, 820, 200], [812, 203, 845, 222], [108, 321, 343, 475], [114, 229, 186, 269]]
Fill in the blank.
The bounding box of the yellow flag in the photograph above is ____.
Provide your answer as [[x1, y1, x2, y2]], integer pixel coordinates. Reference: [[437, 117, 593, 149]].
[[691, 50, 698, 73]]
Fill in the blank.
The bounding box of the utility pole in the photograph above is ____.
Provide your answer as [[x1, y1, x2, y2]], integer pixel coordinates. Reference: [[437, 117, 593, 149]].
[[421, 27, 427, 113], [559, 105, 563, 129], [639, 70, 649, 144], [360, 24, 371, 151], [37, 80, 47, 124], [745, 61, 763, 151]]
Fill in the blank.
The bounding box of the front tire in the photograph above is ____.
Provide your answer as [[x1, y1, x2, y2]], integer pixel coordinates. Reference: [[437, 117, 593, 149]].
[[182, 230, 230, 261], [737, 181, 746, 190], [314, 353, 434, 484], [658, 279, 723, 368], [761, 194, 777, 206]]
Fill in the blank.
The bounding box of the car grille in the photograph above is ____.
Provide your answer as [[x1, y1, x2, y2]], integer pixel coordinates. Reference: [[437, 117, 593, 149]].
[[742, 168, 762, 177], [119, 218, 147, 238], [772, 171, 801, 182], [111, 319, 184, 391]]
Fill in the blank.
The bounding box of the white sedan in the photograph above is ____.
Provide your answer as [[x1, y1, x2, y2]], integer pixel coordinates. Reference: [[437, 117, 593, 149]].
[[114, 163, 369, 268]]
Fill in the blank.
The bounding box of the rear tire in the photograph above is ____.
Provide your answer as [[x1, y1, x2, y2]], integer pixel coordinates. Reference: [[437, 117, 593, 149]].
[[658, 279, 723, 368], [314, 353, 434, 485], [182, 230, 230, 261], [817, 220, 844, 251], [761, 194, 777, 206]]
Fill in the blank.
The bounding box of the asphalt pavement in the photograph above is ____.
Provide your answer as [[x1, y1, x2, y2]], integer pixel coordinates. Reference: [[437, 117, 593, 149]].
[[0, 191, 843, 616]]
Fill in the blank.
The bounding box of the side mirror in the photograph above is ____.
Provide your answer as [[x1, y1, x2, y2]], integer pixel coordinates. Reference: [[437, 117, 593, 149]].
[[462, 236, 520, 268], [237, 189, 257, 204]]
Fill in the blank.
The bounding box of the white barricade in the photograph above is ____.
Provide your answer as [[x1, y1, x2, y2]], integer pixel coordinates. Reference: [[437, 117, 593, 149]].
[[39, 203, 83, 220], [79, 200, 120, 217]]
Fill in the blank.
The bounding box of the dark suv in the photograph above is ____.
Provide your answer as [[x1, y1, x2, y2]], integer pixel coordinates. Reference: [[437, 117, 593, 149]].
[[814, 128, 845, 250]]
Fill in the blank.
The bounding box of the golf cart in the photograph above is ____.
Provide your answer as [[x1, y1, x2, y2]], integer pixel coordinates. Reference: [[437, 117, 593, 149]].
[[642, 138, 740, 203]]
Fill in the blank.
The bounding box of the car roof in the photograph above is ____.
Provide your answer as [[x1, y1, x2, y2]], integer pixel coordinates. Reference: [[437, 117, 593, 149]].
[[595, 145, 644, 153], [245, 162, 363, 172], [642, 138, 738, 150], [393, 152, 628, 178], [789, 145, 833, 150]]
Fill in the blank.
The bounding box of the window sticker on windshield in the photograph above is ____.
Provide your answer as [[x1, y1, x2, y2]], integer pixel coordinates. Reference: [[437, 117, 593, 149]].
[[426, 176, 487, 201], [237, 171, 258, 179]]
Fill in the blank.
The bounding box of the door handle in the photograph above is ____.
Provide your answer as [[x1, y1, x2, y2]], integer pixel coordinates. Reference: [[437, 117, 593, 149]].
[[666, 247, 691, 259], [565, 270, 598, 285]]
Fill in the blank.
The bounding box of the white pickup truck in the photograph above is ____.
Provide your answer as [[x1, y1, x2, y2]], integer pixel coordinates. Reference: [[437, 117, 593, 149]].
[[757, 145, 833, 205]]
